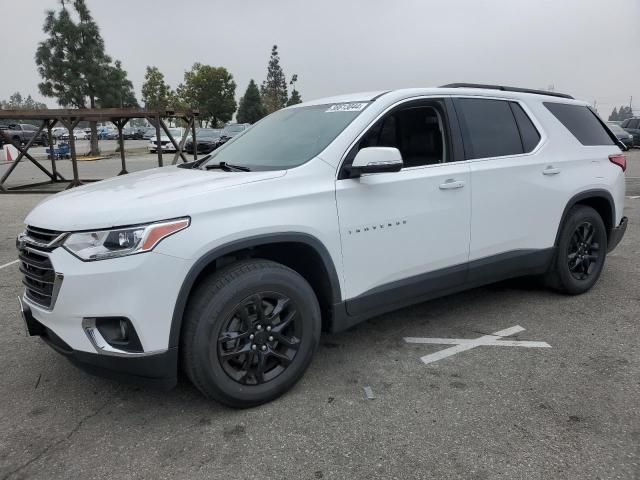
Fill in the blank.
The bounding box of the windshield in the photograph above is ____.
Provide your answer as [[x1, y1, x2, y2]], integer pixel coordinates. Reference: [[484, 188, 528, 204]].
[[203, 103, 368, 170]]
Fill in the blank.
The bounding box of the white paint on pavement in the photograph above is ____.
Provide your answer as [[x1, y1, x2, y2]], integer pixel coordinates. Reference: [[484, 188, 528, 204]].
[[404, 325, 551, 365], [363, 386, 375, 400], [0, 259, 19, 270]]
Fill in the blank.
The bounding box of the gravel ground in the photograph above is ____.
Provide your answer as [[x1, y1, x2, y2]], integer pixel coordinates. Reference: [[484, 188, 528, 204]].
[[0, 151, 638, 479]]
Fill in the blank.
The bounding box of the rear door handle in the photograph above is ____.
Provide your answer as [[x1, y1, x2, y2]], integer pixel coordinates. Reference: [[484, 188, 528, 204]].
[[439, 179, 465, 190], [543, 166, 561, 175]]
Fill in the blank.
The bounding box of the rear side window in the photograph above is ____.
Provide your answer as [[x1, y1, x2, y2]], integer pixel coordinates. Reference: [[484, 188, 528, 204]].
[[510, 103, 540, 152], [544, 102, 614, 146], [455, 98, 523, 159]]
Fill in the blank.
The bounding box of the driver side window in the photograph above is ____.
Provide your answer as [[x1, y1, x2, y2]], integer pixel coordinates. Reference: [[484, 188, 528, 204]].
[[341, 101, 449, 178]]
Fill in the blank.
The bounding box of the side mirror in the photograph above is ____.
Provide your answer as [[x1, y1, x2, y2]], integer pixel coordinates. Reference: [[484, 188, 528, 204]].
[[347, 147, 403, 178]]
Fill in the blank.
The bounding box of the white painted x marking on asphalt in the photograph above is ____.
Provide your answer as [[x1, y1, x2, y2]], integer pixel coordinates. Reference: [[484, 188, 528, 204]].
[[404, 325, 551, 365]]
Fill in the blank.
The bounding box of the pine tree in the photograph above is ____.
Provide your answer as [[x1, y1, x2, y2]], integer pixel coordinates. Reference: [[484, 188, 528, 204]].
[[286, 74, 302, 106], [609, 107, 618, 121], [237, 80, 267, 124], [35, 0, 137, 154], [260, 45, 288, 114], [98, 61, 138, 108], [141, 66, 172, 110]]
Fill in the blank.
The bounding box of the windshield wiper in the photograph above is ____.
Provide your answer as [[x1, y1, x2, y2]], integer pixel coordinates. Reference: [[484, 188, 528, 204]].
[[205, 161, 251, 172]]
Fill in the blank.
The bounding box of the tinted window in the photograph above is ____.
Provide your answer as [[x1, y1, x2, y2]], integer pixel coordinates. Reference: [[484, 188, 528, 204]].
[[510, 103, 541, 152], [544, 102, 614, 146], [355, 105, 446, 168], [456, 98, 523, 159], [629, 119, 640, 129]]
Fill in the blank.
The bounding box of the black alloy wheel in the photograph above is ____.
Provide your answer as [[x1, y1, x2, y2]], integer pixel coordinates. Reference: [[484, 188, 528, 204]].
[[181, 259, 321, 407], [218, 292, 301, 385], [545, 205, 607, 294], [567, 221, 601, 281]]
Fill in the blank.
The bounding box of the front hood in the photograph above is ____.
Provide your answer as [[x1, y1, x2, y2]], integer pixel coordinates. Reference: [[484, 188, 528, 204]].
[[25, 166, 286, 231]]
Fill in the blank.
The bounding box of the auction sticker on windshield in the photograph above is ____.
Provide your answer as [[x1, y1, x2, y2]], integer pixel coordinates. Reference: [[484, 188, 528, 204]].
[[325, 103, 368, 113]]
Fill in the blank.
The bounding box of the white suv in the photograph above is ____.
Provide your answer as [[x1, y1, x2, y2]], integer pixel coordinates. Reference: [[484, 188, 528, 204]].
[[17, 84, 628, 407]]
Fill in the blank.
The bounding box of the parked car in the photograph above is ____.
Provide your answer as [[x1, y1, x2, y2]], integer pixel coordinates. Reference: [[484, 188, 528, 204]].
[[214, 123, 250, 149], [142, 127, 157, 139], [60, 129, 89, 141], [0, 123, 49, 146], [51, 127, 67, 139], [621, 117, 640, 147], [122, 127, 143, 140], [17, 84, 627, 408], [148, 128, 184, 153], [184, 128, 222, 154], [606, 122, 634, 148], [96, 126, 117, 140]]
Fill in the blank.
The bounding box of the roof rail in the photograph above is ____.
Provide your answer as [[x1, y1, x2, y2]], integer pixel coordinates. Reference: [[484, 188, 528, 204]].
[[440, 83, 574, 100]]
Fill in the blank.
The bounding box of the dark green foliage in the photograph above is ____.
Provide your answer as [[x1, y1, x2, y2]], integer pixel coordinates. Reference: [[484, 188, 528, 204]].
[[177, 63, 237, 127], [0, 93, 48, 127], [0, 92, 47, 110], [286, 74, 302, 106], [142, 66, 172, 110], [35, 0, 138, 153], [609, 105, 634, 121], [98, 61, 138, 108], [261, 45, 288, 114], [237, 80, 267, 124]]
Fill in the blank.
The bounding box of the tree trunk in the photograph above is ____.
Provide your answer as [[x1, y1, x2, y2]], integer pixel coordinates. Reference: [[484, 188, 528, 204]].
[[89, 96, 100, 156]]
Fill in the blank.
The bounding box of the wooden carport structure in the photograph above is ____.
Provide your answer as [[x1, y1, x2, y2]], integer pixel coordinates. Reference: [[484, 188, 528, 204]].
[[0, 107, 199, 193]]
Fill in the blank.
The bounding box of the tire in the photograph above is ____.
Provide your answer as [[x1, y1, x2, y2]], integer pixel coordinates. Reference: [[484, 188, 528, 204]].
[[181, 259, 321, 408], [545, 205, 607, 295]]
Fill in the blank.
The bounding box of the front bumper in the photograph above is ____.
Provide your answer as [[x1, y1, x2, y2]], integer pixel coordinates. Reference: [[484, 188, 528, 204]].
[[20, 299, 178, 389], [20, 244, 190, 356], [608, 216, 628, 252]]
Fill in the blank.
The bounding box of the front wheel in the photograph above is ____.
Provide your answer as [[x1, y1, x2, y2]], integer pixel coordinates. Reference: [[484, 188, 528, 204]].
[[545, 205, 607, 294], [181, 259, 321, 407]]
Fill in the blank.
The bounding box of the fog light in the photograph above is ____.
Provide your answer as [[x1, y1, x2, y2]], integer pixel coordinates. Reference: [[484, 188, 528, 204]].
[[84, 317, 143, 354]]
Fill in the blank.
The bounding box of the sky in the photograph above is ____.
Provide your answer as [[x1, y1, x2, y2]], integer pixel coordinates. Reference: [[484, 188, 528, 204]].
[[1, 0, 639, 118]]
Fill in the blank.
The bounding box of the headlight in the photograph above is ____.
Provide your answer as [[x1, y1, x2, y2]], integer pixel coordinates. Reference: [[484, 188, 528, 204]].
[[63, 218, 189, 261]]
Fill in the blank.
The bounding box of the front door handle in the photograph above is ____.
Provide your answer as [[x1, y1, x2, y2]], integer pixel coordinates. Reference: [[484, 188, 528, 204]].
[[439, 179, 465, 190], [543, 166, 561, 175]]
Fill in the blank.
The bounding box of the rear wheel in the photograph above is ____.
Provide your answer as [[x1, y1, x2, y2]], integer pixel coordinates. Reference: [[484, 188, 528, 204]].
[[545, 205, 607, 294], [181, 259, 321, 408]]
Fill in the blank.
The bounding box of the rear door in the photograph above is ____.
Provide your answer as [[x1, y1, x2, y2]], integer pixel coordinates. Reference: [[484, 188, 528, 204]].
[[455, 97, 562, 278]]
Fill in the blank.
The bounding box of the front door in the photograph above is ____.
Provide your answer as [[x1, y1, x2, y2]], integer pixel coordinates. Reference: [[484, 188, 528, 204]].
[[335, 99, 471, 315]]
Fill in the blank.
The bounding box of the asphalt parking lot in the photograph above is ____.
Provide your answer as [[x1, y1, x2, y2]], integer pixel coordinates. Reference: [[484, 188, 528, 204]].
[[0, 152, 639, 479]]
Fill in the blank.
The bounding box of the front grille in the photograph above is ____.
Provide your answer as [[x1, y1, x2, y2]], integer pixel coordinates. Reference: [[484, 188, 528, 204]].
[[18, 226, 65, 309], [25, 225, 62, 244]]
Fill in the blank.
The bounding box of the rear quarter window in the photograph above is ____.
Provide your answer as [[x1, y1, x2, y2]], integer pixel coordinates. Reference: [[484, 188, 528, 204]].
[[544, 102, 614, 146]]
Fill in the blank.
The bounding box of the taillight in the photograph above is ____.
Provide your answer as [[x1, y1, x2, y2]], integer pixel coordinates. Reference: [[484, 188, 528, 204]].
[[609, 154, 626, 172]]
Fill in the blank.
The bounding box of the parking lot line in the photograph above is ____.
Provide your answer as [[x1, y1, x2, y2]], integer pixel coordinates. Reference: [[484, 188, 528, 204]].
[[405, 325, 551, 365], [0, 259, 18, 270]]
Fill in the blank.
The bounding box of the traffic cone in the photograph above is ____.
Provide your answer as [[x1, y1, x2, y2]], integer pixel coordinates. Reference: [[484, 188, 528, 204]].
[[5, 146, 12, 162]]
